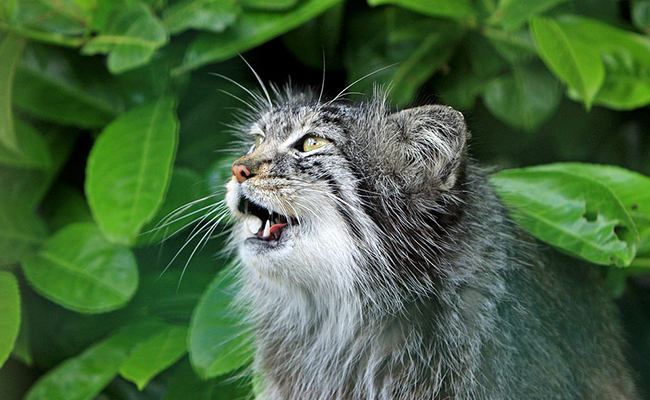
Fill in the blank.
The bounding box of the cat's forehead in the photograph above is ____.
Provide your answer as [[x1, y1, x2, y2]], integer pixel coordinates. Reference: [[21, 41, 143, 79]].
[[251, 103, 351, 139]]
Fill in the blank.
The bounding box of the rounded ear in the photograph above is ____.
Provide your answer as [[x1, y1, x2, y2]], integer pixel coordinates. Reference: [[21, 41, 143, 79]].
[[386, 105, 468, 191]]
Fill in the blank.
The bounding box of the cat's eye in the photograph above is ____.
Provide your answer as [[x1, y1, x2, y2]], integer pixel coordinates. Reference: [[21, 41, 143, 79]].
[[302, 135, 330, 152], [254, 135, 264, 149]]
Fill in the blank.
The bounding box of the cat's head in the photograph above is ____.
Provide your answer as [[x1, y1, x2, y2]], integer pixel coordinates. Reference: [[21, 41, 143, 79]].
[[225, 91, 468, 294]]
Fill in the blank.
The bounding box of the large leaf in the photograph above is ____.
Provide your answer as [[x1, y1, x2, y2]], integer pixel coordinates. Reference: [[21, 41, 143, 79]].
[[499, 0, 568, 31], [24, 321, 165, 400], [86, 98, 179, 246], [491, 167, 638, 267], [189, 263, 253, 379], [11, 0, 92, 36], [367, 0, 475, 21], [0, 271, 20, 368], [530, 16, 604, 109], [482, 62, 561, 131], [81, 1, 168, 74], [0, 33, 25, 153], [534, 163, 650, 257], [13, 44, 119, 129], [163, 0, 240, 35], [21, 223, 138, 313], [119, 324, 188, 390], [174, 0, 342, 74]]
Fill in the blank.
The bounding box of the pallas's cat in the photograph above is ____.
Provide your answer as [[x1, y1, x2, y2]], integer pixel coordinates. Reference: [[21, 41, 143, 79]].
[[225, 90, 638, 399]]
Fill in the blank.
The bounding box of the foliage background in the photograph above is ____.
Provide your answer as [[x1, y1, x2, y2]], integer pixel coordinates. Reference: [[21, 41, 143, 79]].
[[1, 0, 650, 399]]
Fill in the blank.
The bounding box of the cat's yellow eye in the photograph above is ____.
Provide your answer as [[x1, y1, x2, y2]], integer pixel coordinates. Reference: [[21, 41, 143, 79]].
[[302, 135, 330, 152], [254, 135, 264, 149]]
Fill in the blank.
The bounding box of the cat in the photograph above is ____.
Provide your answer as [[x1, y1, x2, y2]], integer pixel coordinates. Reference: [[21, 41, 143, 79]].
[[224, 88, 639, 399]]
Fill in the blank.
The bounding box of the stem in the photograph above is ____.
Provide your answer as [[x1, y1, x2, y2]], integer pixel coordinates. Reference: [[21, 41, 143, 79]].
[[629, 257, 650, 269], [0, 22, 85, 48]]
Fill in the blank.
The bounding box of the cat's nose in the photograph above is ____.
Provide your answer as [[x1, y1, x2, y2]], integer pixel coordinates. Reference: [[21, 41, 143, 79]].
[[232, 163, 253, 183]]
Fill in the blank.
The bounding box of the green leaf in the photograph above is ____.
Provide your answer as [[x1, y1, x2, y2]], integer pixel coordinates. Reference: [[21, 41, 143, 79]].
[[163, 0, 240, 35], [81, 1, 168, 74], [367, 0, 475, 21], [86, 98, 179, 246], [632, 0, 650, 33], [11, 0, 91, 36], [0, 194, 47, 266], [138, 167, 208, 246], [534, 163, 650, 257], [0, 120, 51, 170], [119, 324, 188, 390], [483, 28, 537, 63], [174, 0, 342, 74], [0, 33, 25, 153], [345, 8, 464, 105], [240, 0, 298, 11], [189, 263, 253, 379], [21, 223, 139, 313], [162, 359, 251, 400], [0, 271, 20, 368], [389, 26, 464, 106], [13, 44, 119, 129], [24, 321, 165, 400], [499, 0, 568, 31], [482, 62, 561, 131], [551, 15, 650, 110], [491, 166, 639, 267], [530, 16, 604, 108]]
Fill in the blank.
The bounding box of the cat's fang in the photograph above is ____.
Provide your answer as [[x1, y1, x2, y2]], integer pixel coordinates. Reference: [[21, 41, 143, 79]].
[[246, 217, 262, 237]]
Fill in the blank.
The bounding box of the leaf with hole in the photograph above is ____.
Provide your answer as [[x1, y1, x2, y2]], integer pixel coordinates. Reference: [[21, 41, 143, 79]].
[[189, 263, 253, 379], [491, 166, 638, 266], [0, 271, 20, 369], [21, 223, 138, 313], [534, 163, 650, 257], [86, 97, 178, 246]]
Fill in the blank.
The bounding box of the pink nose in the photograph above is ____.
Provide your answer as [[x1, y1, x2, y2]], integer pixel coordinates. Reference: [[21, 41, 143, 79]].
[[232, 164, 251, 183]]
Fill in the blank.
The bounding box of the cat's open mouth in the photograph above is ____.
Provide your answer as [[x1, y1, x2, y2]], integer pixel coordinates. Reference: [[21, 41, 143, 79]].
[[238, 197, 296, 244]]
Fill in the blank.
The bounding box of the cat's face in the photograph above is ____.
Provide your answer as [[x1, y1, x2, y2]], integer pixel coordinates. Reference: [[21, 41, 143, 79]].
[[226, 97, 468, 292], [226, 103, 368, 289]]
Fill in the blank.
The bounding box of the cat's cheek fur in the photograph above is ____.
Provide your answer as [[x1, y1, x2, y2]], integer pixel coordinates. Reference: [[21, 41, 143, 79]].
[[238, 213, 361, 293]]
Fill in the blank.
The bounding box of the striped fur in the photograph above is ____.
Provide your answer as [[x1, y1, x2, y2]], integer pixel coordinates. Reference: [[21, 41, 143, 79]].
[[225, 89, 639, 399]]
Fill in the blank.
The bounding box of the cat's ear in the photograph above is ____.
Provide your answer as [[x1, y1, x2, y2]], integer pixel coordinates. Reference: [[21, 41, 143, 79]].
[[387, 105, 468, 191]]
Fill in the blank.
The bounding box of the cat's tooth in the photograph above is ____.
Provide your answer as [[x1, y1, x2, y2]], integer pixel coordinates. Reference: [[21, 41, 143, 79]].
[[246, 217, 262, 237], [263, 220, 271, 237]]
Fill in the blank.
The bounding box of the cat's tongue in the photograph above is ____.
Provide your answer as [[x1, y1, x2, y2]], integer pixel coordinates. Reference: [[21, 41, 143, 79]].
[[258, 221, 286, 241]]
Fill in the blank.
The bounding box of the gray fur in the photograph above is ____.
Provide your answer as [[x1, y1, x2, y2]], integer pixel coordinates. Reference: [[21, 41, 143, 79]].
[[225, 89, 639, 399]]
